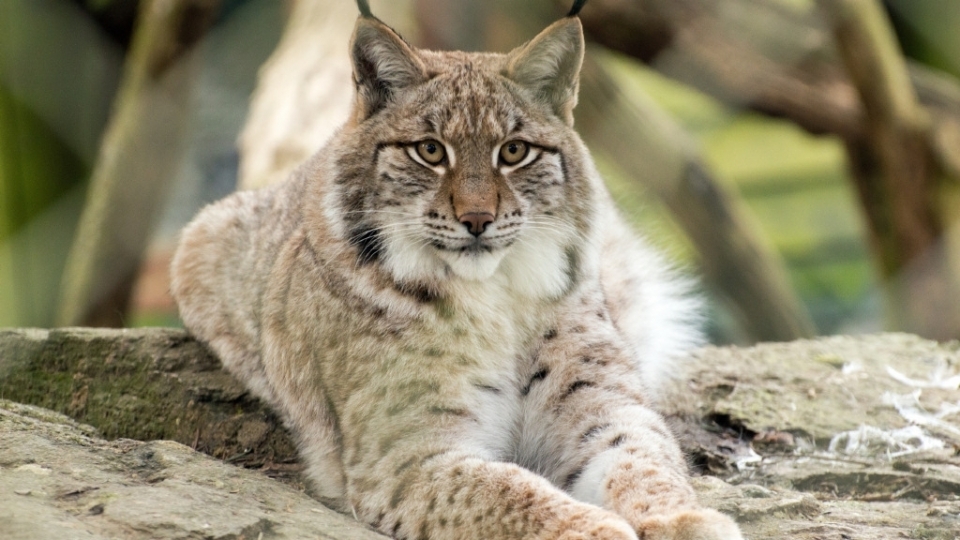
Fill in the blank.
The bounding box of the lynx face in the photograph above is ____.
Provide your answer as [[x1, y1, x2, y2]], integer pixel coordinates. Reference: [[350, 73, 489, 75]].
[[328, 18, 592, 294]]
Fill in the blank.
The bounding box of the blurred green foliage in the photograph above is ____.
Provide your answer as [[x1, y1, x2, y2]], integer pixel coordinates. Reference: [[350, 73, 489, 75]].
[[600, 53, 876, 336], [0, 89, 87, 326], [0, 0, 123, 326], [888, 0, 960, 80]]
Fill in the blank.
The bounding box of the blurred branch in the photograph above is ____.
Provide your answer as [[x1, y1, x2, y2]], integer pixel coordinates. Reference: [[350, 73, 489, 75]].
[[574, 0, 863, 138], [911, 64, 960, 181], [574, 0, 960, 188], [816, 0, 960, 339], [576, 0, 960, 339], [579, 55, 816, 341], [57, 0, 222, 327]]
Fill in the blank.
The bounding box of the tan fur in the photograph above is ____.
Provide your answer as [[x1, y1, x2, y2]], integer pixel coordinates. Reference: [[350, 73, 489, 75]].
[[171, 12, 742, 540]]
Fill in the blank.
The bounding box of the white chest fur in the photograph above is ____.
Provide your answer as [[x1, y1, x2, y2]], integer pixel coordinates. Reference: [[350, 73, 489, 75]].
[[418, 276, 550, 459]]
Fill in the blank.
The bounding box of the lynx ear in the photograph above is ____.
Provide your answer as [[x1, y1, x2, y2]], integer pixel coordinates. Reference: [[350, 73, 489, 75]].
[[350, 17, 426, 119], [505, 17, 585, 125]]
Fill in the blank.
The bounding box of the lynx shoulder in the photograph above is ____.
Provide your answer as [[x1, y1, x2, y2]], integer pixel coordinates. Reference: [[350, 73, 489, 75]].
[[171, 2, 742, 539]]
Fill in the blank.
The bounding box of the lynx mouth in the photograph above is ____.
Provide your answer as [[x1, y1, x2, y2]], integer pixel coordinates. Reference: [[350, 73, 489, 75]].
[[428, 232, 520, 255], [430, 238, 497, 254], [416, 231, 522, 281]]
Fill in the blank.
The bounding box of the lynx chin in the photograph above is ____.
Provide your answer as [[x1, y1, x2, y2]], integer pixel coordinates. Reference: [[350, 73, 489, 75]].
[[171, 1, 744, 538]]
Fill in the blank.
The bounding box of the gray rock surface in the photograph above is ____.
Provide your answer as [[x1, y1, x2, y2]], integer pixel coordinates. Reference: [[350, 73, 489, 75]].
[[666, 334, 960, 539], [0, 401, 385, 540], [2, 329, 960, 539]]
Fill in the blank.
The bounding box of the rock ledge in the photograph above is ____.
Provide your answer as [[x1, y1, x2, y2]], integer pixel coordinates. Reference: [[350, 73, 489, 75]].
[[2, 329, 959, 539]]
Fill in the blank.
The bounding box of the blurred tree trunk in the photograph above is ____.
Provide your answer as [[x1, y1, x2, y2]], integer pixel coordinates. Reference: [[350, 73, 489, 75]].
[[56, 0, 221, 327], [577, 57, 815, 341], [818, 0, 960, 339], [574, 0, 960, 339], [237, 0, 358, 190]]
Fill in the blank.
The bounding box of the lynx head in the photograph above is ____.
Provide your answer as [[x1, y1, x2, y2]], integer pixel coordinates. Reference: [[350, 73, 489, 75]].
[[325, 1, 597, 300]]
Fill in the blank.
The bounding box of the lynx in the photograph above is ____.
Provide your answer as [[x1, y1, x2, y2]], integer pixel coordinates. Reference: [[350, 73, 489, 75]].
[[171, 1, 743, 539]]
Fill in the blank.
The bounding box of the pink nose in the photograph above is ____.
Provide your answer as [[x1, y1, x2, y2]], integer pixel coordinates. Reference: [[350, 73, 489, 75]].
[[459, 212, 494, 237]]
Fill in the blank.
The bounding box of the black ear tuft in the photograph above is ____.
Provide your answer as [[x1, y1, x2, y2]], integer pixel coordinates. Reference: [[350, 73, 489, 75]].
[[567, 0, 587, 17], [357, 0, 373, 18]]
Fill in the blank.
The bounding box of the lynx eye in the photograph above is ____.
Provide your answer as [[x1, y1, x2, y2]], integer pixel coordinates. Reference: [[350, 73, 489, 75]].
[[416, 140, 446, 165], [499, 140, 529, 165]]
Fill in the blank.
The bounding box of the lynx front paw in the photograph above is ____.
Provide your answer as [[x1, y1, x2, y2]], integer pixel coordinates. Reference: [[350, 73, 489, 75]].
[[635, 508, 743, 540]]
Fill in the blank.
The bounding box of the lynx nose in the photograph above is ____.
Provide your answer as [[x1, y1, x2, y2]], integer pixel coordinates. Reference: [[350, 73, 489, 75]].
[[459, 212, 495, 237]]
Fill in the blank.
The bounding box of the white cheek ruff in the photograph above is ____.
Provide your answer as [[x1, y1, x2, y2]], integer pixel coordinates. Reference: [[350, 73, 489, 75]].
[[324, 184, 348, 239], [500, 219, 575, 299], [381, 227, 447, 283]]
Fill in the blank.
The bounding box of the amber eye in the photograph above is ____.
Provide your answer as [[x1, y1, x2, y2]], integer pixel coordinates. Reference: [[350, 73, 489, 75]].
[[416, 140, 446, 165], [499, 140, 529, 165]]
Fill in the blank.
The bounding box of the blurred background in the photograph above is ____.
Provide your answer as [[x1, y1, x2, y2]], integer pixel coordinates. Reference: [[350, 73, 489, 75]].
[[1, 0, 959, 345]]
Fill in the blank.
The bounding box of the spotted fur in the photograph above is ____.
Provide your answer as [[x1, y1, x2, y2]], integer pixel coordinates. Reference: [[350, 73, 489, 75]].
[[171, 10, 742, 540]]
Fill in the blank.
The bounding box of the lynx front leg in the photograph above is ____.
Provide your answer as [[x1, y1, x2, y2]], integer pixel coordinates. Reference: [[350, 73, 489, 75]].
[[522, 324, 743, 540], [567, 405, 742, 540], [344, 440, 639, 540]]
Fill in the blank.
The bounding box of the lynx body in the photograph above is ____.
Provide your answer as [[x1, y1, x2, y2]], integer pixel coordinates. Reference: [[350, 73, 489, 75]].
[[171, 6, 743, 540]]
